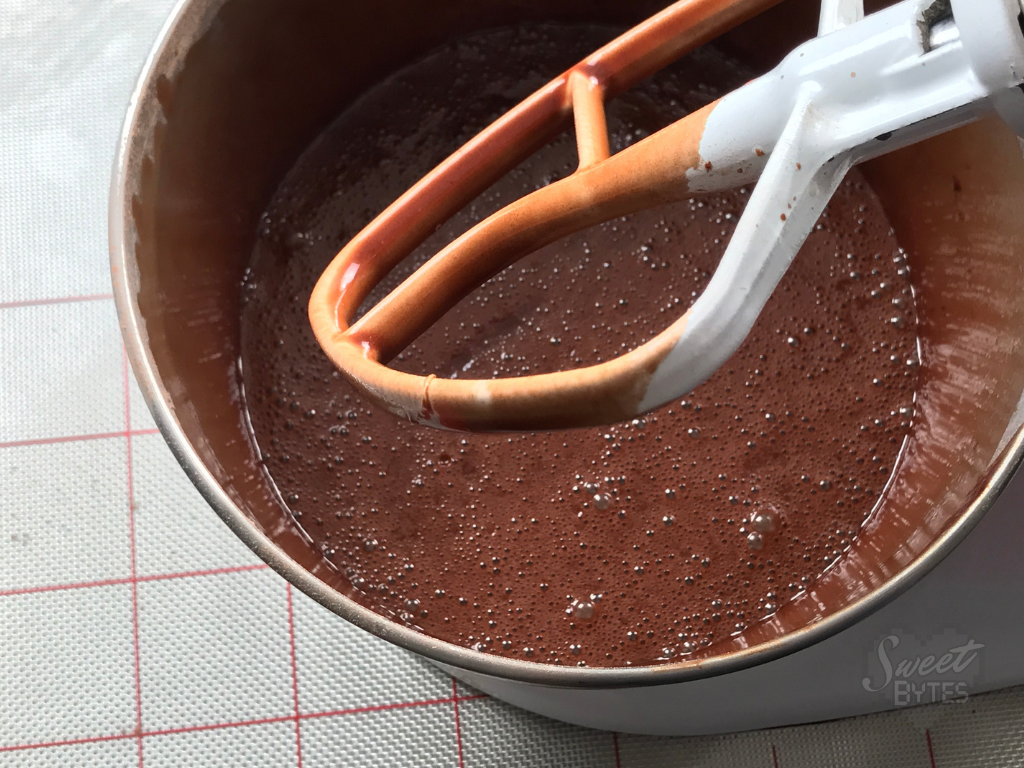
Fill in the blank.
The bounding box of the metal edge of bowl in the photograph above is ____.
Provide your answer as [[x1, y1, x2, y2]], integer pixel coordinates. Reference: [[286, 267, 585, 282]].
[[108, 0, 1024, 689]]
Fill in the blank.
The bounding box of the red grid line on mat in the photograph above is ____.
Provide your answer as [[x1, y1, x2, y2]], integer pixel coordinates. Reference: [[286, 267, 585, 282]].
[[286, 584, 304, 768], [0, 564, 271, 599], [0, 695, 490, 754], [0, 732, 135, 754], [926, 729, 936, 768], [773, 743, 780, 768], [124, 348, 145, 768], [143, 715, 294, 738], [140, 563, 270, 584], [613, 732, 621, 768], [0, 428, 160, 450], [0, 293, 114, 310], [303, 695, 486, 721], [452, 678, 465, 768]]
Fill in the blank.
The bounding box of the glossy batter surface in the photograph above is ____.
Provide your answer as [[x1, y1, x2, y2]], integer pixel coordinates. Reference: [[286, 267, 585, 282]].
[[240, 25, 920, 666]]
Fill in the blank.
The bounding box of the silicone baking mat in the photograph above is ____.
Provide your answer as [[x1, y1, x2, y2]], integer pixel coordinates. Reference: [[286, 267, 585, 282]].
[[2, 0, 1024, 765]]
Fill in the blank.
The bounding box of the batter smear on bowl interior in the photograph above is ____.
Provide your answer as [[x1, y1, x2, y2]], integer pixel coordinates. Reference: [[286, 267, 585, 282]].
[[240, 24, 920, 667]]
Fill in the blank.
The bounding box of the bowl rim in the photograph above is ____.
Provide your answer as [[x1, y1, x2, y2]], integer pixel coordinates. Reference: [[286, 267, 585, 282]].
[[108, 0, 1024, 689]]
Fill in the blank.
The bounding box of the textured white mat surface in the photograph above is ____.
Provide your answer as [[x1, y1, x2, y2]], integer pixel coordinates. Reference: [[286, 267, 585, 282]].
[[2, 1, 1023, 765]]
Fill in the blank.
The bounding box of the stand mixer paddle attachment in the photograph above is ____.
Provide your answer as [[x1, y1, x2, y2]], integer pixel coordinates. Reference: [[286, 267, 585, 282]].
[[308, 0, 1024, 432]]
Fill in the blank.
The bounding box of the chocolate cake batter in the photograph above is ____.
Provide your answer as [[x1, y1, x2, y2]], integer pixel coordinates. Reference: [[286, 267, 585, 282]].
[[239, 24, 920, 667]]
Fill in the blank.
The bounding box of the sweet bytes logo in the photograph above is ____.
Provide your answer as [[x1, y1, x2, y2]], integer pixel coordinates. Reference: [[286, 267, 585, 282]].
[[862, 630, 984, 706]]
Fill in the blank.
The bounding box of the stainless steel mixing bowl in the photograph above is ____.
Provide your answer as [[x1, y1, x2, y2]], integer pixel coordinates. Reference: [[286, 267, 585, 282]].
[[110, 0, 1024, 733]]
